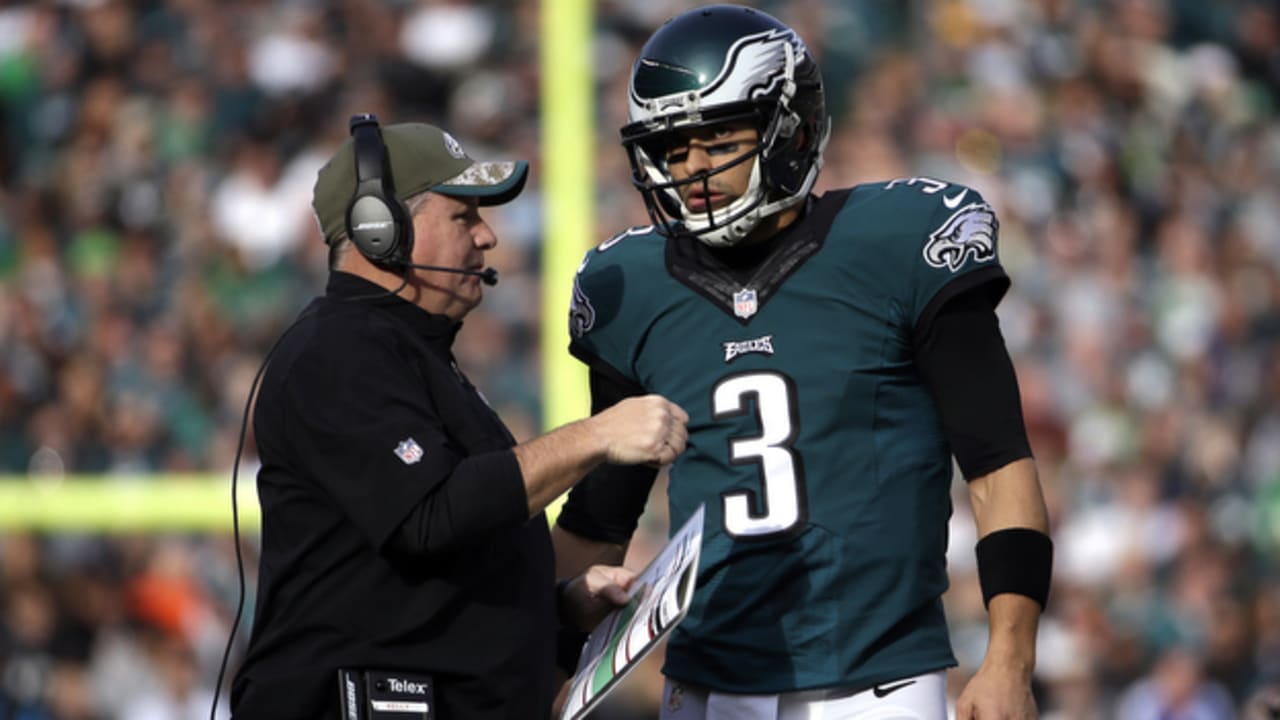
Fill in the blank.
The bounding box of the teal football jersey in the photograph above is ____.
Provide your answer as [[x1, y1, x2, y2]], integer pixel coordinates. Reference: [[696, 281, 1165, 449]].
[[568, 178, 1009, 693]]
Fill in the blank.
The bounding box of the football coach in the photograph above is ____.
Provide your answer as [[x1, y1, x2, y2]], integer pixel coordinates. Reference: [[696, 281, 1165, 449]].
[[229, 115, 688, 719]]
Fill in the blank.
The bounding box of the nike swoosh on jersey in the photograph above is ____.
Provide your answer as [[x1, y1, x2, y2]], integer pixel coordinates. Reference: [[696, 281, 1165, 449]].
[[872, 679, 917, 698], [943, 189, 968, 208]]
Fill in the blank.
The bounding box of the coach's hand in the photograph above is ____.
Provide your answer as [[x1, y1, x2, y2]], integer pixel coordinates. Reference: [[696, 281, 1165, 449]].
[[560, 564, 637, 632], [589, 394, 688, 466]]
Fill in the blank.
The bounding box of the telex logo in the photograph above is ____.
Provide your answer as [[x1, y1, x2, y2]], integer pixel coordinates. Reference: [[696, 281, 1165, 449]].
[[387, 677, 430, 694], [723, 335, 775, 363]]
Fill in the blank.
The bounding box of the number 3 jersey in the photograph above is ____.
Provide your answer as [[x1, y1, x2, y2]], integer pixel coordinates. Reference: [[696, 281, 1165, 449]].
[[567, 181, 1010, 694]]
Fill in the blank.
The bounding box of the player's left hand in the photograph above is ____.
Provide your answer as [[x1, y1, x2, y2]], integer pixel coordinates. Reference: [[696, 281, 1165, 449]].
[[955, 660, 1038, 719], [560, 564, 636, 631]]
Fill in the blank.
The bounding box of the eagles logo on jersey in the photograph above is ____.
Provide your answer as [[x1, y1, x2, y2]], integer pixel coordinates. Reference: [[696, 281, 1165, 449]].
[[569, 274, 595, 339], [923, 202, 998, 272]]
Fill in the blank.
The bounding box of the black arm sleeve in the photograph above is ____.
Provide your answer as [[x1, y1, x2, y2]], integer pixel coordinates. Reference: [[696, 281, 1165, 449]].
[[913, 288, 1033, 480], [387, 449, 529, 557], [554, 369, 659, 544]]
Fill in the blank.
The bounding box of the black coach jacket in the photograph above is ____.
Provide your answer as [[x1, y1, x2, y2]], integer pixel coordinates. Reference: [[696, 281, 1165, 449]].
[[232, 272, 555, 719]]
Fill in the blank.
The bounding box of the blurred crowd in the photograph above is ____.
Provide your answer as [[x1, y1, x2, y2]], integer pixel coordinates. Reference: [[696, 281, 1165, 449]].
[[0, 0, 1276, 718]]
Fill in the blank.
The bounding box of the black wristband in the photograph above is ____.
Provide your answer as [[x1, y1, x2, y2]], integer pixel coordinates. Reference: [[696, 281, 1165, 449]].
[[975, 527, 1053, 610]]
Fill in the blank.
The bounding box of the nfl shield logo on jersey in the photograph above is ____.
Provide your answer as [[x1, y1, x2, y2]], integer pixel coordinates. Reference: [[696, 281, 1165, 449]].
[[733, 288, 758, 319], [394, 438, 425, 465]]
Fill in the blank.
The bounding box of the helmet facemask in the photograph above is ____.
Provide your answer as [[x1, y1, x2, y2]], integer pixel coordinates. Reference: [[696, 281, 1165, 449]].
[[627, 106, 769, 248]]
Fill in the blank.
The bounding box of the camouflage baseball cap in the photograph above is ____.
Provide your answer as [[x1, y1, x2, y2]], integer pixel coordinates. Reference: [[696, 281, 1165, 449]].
[[312, 122, 529, 244]]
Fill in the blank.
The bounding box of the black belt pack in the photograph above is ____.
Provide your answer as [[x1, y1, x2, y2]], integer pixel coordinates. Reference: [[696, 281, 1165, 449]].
[[338, 668, 435, 720]]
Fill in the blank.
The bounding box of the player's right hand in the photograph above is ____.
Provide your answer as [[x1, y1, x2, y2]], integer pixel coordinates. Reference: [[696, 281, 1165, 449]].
[[590, 394, 688, 466]]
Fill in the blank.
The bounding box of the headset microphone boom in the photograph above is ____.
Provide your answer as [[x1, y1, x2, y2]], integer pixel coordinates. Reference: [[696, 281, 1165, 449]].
[[403, 262, 499, 286]]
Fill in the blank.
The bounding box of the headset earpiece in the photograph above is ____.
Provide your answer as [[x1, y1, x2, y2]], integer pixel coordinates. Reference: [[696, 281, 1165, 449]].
[[345, 114, 412, 267]]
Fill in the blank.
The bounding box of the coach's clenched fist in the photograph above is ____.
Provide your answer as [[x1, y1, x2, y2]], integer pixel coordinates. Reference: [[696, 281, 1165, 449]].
[[588, 394, 688, 466], [513, 394, 687, 517]]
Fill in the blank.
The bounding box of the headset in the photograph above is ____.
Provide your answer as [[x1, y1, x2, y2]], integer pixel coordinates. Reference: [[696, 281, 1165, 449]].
[[343, 113, 498, 285], [346, 114, 413, 268]]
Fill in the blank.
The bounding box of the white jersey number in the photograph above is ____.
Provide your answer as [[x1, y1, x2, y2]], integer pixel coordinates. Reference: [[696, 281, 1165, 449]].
[[712, 372, 805, 538]]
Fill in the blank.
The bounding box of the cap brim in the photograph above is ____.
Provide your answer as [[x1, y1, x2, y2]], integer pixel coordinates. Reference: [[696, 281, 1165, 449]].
[[435, 160, 529, 206]]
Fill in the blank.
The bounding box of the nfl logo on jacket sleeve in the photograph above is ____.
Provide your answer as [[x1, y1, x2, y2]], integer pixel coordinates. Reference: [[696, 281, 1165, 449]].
[[394, 438, 425, 465]]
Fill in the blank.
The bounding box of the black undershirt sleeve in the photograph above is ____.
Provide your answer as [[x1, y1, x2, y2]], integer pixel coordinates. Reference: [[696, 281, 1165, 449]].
[[913, 288, 1033, 480], [554, 368, 659, 544]]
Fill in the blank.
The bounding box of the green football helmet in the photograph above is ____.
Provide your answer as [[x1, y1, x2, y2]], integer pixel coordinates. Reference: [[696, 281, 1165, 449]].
[[622, 4, 831, 247]]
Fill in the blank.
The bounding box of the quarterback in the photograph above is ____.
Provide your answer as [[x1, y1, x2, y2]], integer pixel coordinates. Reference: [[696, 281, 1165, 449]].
[[555, 5, 1052, 719]]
